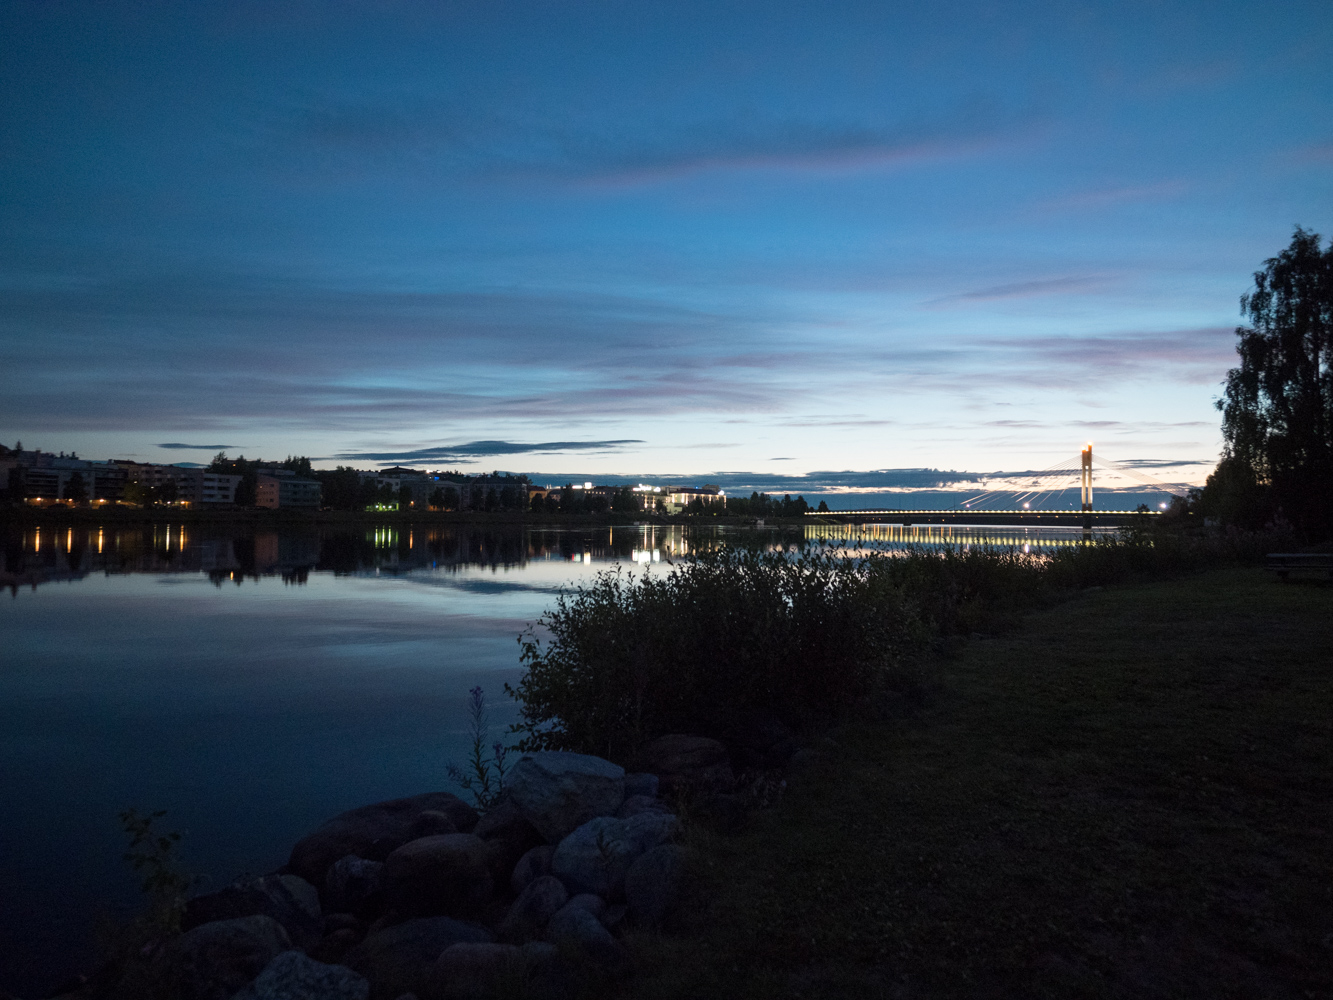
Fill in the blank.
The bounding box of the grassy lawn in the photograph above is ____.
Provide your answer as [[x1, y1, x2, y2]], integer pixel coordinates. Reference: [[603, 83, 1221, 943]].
[[622, 567, 1333, 999]]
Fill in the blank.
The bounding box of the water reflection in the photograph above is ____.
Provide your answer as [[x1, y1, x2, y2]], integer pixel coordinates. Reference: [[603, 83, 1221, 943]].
[[4, 520, 1118, 595]]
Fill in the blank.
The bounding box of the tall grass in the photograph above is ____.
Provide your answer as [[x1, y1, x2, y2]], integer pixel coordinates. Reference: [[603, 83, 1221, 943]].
[[507, 527, 1293, 763]]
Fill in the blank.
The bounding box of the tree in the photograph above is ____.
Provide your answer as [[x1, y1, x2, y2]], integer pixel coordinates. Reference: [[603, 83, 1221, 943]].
[[1214, 227, 1333, 537], [123, 479, 150, 506], [282, 455, 313, 477], [398, 482, 414, 509], [65, 471, 89, 505]]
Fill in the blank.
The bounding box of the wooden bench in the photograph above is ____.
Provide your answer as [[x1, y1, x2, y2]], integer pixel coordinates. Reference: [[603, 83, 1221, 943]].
[[1266, 553, 1333, 581]]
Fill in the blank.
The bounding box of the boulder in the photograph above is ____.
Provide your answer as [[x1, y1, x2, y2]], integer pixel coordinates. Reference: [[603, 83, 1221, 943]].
[[509, 845, 555, 896], [551, 813, 679, 900], [545, 903, 626, 969], [624, 844, 686, 927], [600, 904, 626, 932], [506, 752, 625, 843], [563, 894, 604, 919], [183, 875, 321, 951], [341, 917, 492, 1000], [383, 834, 493, 918], [171, 915, 291, 1000], [617, 795, 671, 819], [308, 927, 360, 964], [428, 942, 522, 1000], [637, 735, 734, 799], [407, 810, 458, 839], [325, 856, 385, 917], [550, 818, 636, 899], [498, 876, 568, 943], [620, 810, 680, 854], [622, 773, 659, 799], [289, 793, 479, 888], [471, 797, 544, 885], [230, 949, 369, 1000]]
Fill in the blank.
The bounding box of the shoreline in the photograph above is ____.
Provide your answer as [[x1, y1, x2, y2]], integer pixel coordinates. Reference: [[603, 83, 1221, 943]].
[[0, 507, 818, 529]]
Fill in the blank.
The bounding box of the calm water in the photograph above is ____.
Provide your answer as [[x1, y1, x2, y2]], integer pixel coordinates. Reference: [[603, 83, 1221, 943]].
[[0, 520, 1107, 993]]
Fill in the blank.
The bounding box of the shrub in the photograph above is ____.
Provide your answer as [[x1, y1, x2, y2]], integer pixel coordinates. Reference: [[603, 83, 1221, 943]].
[[507, 547, 927, 761]]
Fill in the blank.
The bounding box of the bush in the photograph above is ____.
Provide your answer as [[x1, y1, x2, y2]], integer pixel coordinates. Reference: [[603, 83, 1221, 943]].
[[508, 547, 927, 761]]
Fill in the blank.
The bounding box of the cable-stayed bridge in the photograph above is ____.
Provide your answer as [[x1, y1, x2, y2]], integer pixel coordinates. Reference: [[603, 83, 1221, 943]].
[[808, 446, 1193, 527]]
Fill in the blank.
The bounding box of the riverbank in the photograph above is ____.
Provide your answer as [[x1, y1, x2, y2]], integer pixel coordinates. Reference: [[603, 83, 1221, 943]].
[[618, 566, 1333, 999]]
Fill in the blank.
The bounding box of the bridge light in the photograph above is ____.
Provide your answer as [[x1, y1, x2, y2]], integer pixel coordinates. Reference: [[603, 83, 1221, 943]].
[[1023, 502, 1030, 509]]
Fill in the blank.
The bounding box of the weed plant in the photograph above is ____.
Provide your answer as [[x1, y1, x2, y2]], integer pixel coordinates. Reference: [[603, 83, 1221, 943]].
[[507, 527, 1294, 762]]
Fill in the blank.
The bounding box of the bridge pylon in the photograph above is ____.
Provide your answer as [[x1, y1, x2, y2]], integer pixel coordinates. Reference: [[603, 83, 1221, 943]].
[[1080, 444, 1093, 529]]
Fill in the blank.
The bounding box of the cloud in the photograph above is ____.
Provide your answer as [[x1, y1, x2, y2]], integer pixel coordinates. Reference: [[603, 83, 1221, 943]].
[[970, 327, 1236, 386], [280, 92, 1021, 185], [932, 275, 1110, 304], [157, 442, 238, 450], [1032, 181, 1189, 213], [337, 439, 644, 463]]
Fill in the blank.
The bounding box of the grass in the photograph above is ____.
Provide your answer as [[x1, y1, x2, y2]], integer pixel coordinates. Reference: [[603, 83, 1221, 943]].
[[618, 567, 1333, 999]]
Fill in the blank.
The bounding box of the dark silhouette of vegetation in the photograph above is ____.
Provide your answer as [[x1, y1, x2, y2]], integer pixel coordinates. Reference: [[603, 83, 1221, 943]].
[[1208, 227, 1333, 538], [65, 471, 89, 505], [724, 492, 811, 517], [507, 528, 1290, 764]]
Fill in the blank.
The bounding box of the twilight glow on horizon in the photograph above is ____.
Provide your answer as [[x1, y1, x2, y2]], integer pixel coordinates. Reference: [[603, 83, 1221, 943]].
[[2, 1, 1330, 493]]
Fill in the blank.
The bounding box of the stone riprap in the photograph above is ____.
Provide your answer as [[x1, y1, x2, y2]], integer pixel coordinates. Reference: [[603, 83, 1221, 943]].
[[68, 740, 770, 1000]]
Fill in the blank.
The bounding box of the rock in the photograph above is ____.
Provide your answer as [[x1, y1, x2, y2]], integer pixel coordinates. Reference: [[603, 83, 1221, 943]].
[[624, 845, 686, 927], [600, 904, 626, 931], [550, 817, 635, 899], [620, 810, 680, 853], [183, 875, 322, 951], [498, 876, 568, 943], [428, 942, 522, 1000], [408, 810, 458, 839], [325, 855, 386, 917], [638, 735, 734, 799], [506, 752, 625, 843], [551, 813, 679, 899], [509, 845, 555, 896], [172, 915, 291, 1000], [617, 795, 671, 819], [564, 894, 605, 919], [308, 927, 360, 964], [324, 913, 362, 935], [717, 710, 800, 770], [289, 793, 479, 888], [383, 834, 493, 919], [471, 797, 545, 885], [622, 773, 659, 799], [785, 748, 821, 774], [230, 949, 369, 1000], [545, 903, 626, 969], [342, 917, 493, 1000]]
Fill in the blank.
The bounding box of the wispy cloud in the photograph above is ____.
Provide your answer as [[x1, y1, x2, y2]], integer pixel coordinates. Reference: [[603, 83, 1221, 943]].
[[336, 439, 644, 463], [931, 275, 1110, 305], [280, 92, 1022, 186], [157, 442, 238, 450]]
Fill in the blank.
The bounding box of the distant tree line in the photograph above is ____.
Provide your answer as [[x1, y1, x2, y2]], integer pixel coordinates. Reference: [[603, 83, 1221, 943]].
[[724, 492, 822, 517]]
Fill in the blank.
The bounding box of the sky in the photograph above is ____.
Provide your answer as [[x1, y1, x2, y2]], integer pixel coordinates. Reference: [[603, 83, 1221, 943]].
[[2, 0, 1331, 499]]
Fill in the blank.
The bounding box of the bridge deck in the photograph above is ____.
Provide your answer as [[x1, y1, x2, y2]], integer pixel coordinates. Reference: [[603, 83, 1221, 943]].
[[807, 509, 1154, 527]]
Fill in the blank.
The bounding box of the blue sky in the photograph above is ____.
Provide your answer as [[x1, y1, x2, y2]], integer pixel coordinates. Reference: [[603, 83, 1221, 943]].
[[2, 1, 1330, 496]]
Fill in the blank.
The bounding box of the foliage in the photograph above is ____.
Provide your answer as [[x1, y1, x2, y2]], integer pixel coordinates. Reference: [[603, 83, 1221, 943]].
[[724, 492, 811, 517], [1216, 226, 1333, 538], [447, 686, 512, 810], [507, 547, 927, 761], [66, 470, 89, 504]]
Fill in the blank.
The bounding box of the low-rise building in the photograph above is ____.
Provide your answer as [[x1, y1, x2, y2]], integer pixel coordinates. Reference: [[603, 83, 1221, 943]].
[[256, 471, 321, 509]]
